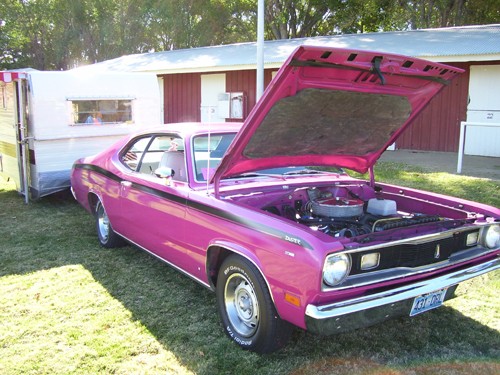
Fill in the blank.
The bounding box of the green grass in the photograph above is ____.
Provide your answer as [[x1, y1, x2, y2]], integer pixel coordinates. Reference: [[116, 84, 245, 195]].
[[357, 162, 500, 208], [0, 163, 499, 375]]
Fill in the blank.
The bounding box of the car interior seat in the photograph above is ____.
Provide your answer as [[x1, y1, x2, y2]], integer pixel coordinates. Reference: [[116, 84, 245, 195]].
[[159, 151, 187, 182]]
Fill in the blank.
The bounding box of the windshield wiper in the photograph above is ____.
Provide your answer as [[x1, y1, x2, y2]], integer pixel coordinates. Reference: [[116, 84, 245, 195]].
[[227, 172, 285, 180], [284, 168, 346, 176], [282, 169, 330, 176], [227, 169, 343, 180]]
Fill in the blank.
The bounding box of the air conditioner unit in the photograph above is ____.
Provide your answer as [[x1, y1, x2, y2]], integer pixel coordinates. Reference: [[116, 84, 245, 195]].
[[217, 93, 230, 118]]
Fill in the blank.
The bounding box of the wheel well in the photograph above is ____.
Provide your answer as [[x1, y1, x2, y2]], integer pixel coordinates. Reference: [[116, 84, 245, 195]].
[[206, 246, 233, 289], [208, 245, 281, 322], [88, 192, 99, 214], [206, 246, 271, 297]]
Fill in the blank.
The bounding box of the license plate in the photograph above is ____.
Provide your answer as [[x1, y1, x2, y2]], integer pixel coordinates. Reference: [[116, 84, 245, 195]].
[[410, 288, 448, 317]]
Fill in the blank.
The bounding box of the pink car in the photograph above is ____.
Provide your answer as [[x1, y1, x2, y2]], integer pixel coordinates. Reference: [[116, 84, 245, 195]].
[[71, 46, 500, 353]]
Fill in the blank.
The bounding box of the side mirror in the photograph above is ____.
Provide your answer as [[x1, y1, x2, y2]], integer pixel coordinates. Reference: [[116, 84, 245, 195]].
[[154, 167, 175, 179]]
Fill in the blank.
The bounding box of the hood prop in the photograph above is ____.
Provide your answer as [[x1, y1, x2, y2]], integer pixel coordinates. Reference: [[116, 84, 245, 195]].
[[369, 165, 376, 188], [371, 57, 386, 85]]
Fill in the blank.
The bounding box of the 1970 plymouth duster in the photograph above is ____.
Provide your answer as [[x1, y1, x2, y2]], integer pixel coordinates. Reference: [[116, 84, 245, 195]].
[[71, 46, 500, 353]]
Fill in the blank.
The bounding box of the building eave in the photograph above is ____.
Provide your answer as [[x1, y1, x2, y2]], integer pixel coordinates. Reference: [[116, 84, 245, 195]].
[[151, 63, 283, 75], [72, 24, 500, 75], [419, 53, 500, 63]]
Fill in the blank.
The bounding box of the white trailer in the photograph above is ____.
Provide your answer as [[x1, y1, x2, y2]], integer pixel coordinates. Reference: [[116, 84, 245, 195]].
[[0, 70, 161, 201]]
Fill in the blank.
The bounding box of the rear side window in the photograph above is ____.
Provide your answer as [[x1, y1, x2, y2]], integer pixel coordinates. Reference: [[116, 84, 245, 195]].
[[120, 135, 183, 174]]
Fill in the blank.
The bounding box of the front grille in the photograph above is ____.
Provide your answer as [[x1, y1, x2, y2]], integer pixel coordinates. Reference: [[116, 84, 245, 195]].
[[395, 236, 456, 267], [350, 230, 477, 275]]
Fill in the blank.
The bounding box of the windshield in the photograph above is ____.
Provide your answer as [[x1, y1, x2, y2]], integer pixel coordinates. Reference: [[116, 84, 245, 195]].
[[227, 167, 344, 179], [192, 133, 344, 182], [193, 133, 236, 182]]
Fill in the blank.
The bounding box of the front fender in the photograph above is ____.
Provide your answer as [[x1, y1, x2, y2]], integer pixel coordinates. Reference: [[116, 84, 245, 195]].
[[206, 240, 266, 290], [206, 237, 323, 330]]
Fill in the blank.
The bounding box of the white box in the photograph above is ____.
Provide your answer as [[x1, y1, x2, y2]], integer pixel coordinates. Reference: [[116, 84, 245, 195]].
[[367, 198, 397, 216]]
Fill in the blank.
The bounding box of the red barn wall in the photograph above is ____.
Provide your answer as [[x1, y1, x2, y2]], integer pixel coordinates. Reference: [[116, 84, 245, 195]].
[[225, 69, 276, 122], [226, 70, 255, 122], [396, 62, 470, 152], [161, 64, 478, 153], [162, 69, 277, 124], [162, 73, 201, 123]]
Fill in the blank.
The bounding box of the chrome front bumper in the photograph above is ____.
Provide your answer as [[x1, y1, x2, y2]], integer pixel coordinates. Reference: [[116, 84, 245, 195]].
[[305, 256, 500, 335]]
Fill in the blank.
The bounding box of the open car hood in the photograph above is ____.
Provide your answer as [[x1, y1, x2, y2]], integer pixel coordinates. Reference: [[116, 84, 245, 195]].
[[214, 46, 463, 184]]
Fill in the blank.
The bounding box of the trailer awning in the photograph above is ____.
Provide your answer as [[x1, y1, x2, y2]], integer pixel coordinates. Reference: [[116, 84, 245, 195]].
[[0, 72, 27, 83]]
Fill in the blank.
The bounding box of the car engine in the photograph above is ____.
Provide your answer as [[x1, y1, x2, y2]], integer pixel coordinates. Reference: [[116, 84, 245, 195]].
[[257, 185, 445, 239]]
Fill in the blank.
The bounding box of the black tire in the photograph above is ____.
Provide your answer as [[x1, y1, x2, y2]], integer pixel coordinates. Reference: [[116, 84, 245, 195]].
[[216, 254, 292, 353], [95, 199, 125, 248]]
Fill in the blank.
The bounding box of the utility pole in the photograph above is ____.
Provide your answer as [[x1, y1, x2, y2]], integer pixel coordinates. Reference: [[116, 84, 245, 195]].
[[256, 0, 264, 101]]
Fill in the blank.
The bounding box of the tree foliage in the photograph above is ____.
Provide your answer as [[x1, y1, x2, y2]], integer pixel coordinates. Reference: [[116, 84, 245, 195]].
[[0, 0, 498, 70]]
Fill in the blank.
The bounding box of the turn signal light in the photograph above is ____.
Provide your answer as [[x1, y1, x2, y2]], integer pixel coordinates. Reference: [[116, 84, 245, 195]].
[[284, 292, 301, 307], [360, 253, 380, 270]]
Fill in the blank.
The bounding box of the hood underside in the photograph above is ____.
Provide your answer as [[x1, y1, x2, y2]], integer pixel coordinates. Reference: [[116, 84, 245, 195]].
[[244, 89, 411, 159], [214, 46, 463, 183]]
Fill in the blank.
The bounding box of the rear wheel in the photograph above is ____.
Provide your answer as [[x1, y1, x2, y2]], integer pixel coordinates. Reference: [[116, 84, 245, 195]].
[[216, 254, 292, 353], [95, 199, 124, 248]]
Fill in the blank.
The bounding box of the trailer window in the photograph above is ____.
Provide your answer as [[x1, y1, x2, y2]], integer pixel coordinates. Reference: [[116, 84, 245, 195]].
[[71, 99, 132, 125]]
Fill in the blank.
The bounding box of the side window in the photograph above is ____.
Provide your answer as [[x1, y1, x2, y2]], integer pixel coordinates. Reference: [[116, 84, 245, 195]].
[[120, 136, 151, 171], [120, 135, 184, 175]]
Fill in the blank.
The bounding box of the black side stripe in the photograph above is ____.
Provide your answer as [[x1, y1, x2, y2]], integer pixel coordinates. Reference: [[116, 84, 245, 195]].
[[74, 163, 313, 250], [130, 182, 187, 205], [74, 163, 122, 183], [187, 200, 313, 250]]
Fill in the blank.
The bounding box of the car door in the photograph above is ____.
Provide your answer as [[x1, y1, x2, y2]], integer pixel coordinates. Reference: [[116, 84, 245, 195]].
[[116, 134, 192, 270]]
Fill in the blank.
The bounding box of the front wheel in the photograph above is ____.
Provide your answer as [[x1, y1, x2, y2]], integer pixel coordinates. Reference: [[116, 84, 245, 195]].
[[216, 255, 292, 353], [95, 199, 125, 248]]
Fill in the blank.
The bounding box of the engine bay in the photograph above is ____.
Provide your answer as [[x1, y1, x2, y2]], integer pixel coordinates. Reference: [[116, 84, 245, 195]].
[[227, 183, 458, 239]]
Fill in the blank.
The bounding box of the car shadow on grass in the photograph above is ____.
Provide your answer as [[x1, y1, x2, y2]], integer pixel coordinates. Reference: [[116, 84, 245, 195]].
[[1, 189, 499, 375], [88, 248, 500, 374]]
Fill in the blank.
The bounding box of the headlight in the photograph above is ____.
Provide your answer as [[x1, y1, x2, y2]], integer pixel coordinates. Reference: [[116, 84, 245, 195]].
[[323, 253, 351, 286], [483, 224, 500, 249]]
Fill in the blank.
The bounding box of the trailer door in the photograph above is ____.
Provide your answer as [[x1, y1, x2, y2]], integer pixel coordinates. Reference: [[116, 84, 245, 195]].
[[16, 77, 30, 202], [0, 72, 30, 201]]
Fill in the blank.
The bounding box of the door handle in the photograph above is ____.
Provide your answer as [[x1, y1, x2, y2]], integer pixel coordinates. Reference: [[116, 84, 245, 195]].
[[121, 181, 132, 187]]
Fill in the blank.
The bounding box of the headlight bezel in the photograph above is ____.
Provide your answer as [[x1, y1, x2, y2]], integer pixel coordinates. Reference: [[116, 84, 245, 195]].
[[322, 253, 352, 287]]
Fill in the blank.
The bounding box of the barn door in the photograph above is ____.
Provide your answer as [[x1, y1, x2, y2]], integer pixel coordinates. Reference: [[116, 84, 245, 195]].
[[465, 65, 500, 157], [200, 73, 226, 122]]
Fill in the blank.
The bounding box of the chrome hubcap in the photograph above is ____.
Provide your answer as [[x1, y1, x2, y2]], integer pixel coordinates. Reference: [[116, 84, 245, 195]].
[[97, 203, 110, 242], [224, 273, 259, 337]]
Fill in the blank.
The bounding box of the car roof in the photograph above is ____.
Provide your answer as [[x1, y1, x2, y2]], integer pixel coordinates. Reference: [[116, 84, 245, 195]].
[[135, 122, 243, 139]]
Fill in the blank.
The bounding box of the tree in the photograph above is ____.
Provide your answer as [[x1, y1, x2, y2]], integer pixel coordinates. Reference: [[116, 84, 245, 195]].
[[142, 0, 256, 50], [1, 0, 55, 69], [264, 0, 331, 39], [262, 0, 414, 38], [395, 0, 500, 29], [0, 0, 498, 70]]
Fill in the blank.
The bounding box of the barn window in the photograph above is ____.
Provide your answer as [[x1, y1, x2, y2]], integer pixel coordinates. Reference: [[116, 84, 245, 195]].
[[69, 99, 133, 125]]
